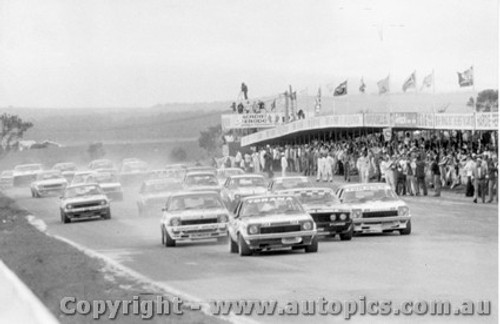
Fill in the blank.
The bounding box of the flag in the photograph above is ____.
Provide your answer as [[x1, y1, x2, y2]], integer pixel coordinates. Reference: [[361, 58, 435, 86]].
[[290, 91, 297, 100], [420, 71, 434, 91], [334, 80, 348, 96], [315, 87, 322, 114], [270, 99, 276, 111], [377, 75, 390, 94], [402, 71, 416, 92], [359, 78, 366, 93], [457, 66, 473, 87]]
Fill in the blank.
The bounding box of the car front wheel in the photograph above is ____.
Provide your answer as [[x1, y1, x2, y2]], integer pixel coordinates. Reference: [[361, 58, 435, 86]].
[[238, 234, 251, 256], [340, 227, 353, 241], [229, 235, 238, 253], [399, 220, 412, 235], [60, 210, 70, 224], [165, 228, 176, 247], [305, 236, 318, 253]]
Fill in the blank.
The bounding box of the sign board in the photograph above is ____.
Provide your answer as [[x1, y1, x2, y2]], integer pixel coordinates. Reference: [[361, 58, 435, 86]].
[[391, 113, 419, 128], [221, 113, 284, 130], [383, 128, 392, 141], [222, 144, 229, 157]]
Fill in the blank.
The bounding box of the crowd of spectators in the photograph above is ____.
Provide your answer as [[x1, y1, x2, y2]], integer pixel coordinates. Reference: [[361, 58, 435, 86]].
[[220, 130, 498, 204]]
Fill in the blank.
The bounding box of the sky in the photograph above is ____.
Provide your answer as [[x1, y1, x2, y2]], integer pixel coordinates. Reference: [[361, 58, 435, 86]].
[[0, 0, 498, 108]]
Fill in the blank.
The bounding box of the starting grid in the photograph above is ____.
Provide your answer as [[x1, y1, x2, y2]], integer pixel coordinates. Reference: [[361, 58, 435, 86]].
[[239, 112, 498, 146]]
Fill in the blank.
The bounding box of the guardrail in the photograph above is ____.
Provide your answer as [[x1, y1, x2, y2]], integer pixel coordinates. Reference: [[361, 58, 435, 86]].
[[0, 260, 59, 324], [240, 112, 498, 146]]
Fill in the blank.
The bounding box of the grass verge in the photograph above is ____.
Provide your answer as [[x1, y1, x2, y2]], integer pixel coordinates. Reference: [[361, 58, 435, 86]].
[[0, 194, 227, 324]]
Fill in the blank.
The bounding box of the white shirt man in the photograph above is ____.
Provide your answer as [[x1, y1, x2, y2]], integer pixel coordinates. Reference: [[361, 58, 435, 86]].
[[281, 154, 288, 177]]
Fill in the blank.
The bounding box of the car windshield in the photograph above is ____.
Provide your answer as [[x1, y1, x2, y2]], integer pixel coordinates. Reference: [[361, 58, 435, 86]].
[[220, 169, 244, 177], [295, 191, 339, 205], [185, 174, 218, 186], [240, 196, 303, 217], [15, 165, 41, 172], [142, 181, 182, 193], [231, 177, 266, 188], [89, 173, 119, 184], [273, 178, 312, 191], [168, 194, 224, 211], [342, 188, 398, 203], [64, 185, 103, 198], [37, 172, 63, 181]]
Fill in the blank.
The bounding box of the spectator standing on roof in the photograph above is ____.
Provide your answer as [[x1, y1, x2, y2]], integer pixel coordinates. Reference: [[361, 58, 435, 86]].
[[241, 83, 248, 100]]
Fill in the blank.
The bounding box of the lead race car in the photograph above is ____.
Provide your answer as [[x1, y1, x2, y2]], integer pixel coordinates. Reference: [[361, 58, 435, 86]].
[[276, 187, 353, 240], [220, 174, 268, 210], [228, 195, 318, 256], [336, 183, 411, 235], [59, 184, 111, 223], [160, 191, 230, 247]]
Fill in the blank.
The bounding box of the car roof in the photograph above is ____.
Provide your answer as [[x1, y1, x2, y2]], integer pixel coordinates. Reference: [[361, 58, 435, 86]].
[[337, 183, 391, 190], [272, 176, 309, 181], [15, 163, 42, 167], [65, 183, 101, 190], [185, 171, 217, 176], [227, 174, 264, 179], [276, 187, 334, 193], [241, 194, 296, 202], [53, 162, 76, 166]]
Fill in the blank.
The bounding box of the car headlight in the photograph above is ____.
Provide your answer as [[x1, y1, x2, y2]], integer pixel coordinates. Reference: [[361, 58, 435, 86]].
[[302, 221, 313, 231], [234, 194, 241, 200], [330, 214, 337, 221], [66, 204, 73, 210], [352, 209, 362, 218], [398, 206, 410, 217], [100, 200, 107, 205], [170, 218, 181, 226], [247, 224, 259, 235], [217, 214, 228, 223], [339, 213, 347, 221]]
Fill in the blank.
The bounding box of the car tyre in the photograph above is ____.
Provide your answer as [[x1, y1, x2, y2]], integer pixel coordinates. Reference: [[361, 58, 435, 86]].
[[399, 220, 411, 235], [229, 236, 238, 253], [305, 236, 318, 253], [60, 211, 70, 224], [238, 234, 251, 256], [161, 227, 166, 245], [340, 228, 353, 241], [102, 209, 111, 220], [165, 229, 176, 247]]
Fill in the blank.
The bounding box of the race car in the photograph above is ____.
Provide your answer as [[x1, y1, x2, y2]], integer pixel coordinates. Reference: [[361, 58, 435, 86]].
[[88, 159, 115, 170], [228, 195, 318, 256], [30, 170, 68, 198], [220, 174, 267, 210], [0, 170, 14, 189], [52, 162, 78, 182], [267, 176, 315, 192], [137, 178, 183, 216], [160, 191, 229, 247], [216, 167, 244, 185], [13, 163, 43, 187], [59, 184, 111, 223], [71, 171, 95, 186], [335, 183, 411, 235], [183, 171, 222, 194], [276, 187, 353, 240], [85, 170, 123, 201], [120, 160, 149, 185]]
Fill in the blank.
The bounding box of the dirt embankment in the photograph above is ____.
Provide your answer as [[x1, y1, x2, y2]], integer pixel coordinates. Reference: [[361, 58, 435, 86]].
[[0, 195, 226, 324]]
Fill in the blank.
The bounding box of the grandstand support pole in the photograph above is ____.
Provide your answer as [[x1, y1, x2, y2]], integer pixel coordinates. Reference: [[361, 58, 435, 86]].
[[284, 91, 289, 123], [289, 85, 294, 120]]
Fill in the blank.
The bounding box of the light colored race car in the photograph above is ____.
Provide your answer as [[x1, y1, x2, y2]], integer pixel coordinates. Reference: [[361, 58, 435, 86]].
[[335, 183, 411, 235], [30, 170, 68, 198], [52, 162, 78, 182], [0, 170, 14, 189], [13, 163, 43, 187], [276, 187, 353, 240], [183, 171, 222, 194], [85, 171, 123, 201], [216, 167, 244, 185], [88, 159, 115, 170], [160, 191, 230, 247], [59, 184, 111, 223], [120, 160, 149, 185], [228, 195, 318, 256], [137, 178, 183, 216], [220, 174, 268, 210], [267, 176, 314, 192], [71, 171, 95, 186]]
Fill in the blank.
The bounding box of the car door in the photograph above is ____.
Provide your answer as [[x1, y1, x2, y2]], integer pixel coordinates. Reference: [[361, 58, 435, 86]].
[[228, 201, 241, 240]]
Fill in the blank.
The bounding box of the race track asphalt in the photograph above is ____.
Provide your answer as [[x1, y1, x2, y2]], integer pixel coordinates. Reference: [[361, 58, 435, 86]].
[[5, 183, 498, 323]]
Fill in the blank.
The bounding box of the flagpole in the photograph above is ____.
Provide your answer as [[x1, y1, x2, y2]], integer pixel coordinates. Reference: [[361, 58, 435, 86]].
[[432, 69, 436, 114]]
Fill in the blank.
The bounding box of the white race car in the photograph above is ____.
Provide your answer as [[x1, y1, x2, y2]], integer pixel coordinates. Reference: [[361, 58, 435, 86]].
[[0, 170, 14, 189], [220, 174, 268, 210], [336, 183, 411, 235], [85, 171, 123, 201], [13, 163, 43, 187], [228, 195, 318, 256], [160, 191, 229, 247], [52, 162, 78, 182], [216, 167, 244, 185], [30, 170, 68, 198], [137, 178, 183, 216], [59, 184, 111, 223], [88, 159, 115, 170]]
